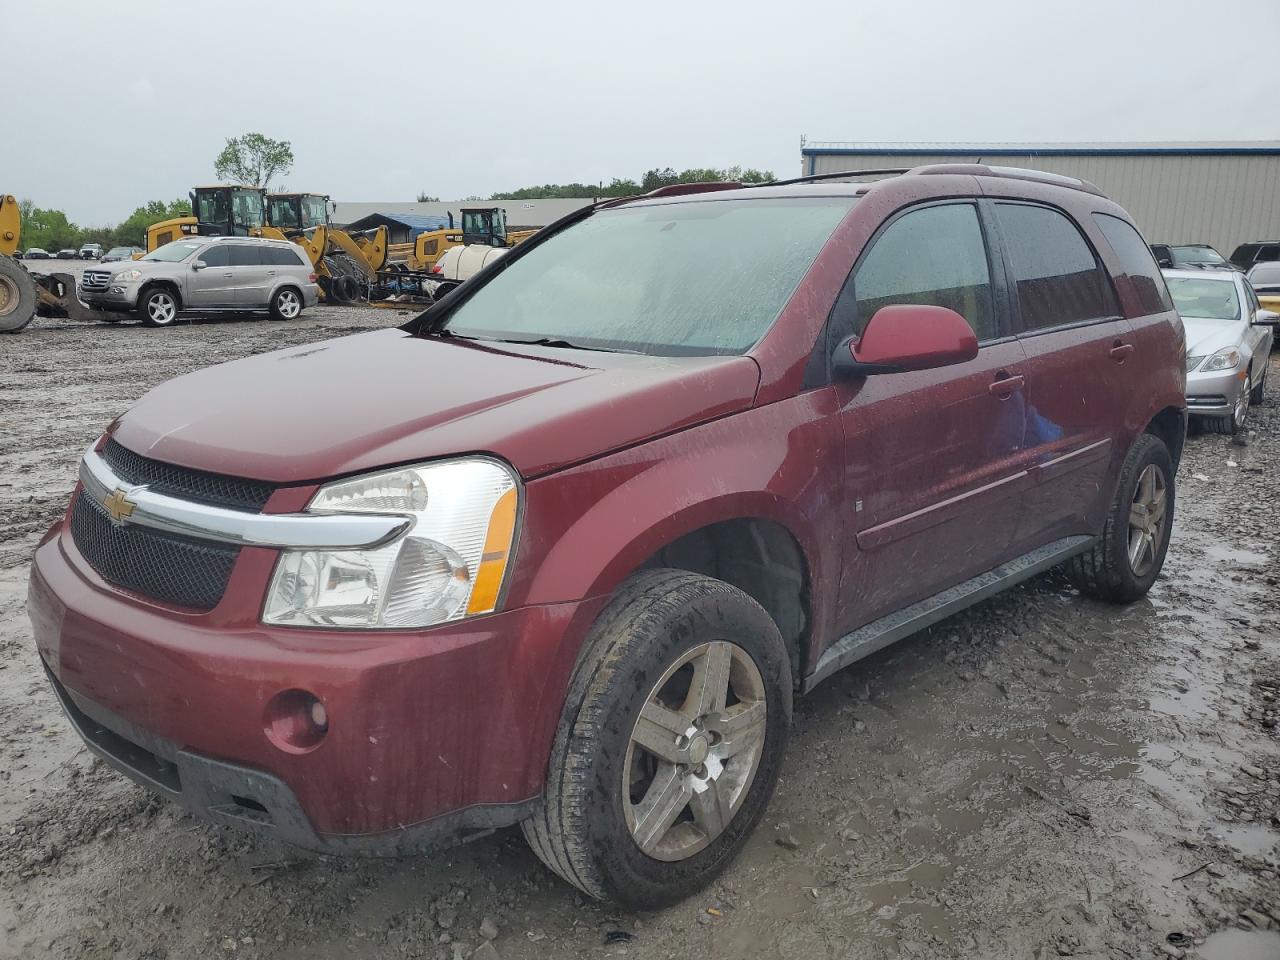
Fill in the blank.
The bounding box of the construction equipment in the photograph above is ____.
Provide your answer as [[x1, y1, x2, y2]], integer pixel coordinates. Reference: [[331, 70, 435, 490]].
[[1, 193, 109, 333], [261, 191, 389, 304], [141, 185, 268, 254]]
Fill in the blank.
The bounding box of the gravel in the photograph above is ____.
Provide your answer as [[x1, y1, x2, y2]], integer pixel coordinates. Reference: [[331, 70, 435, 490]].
[[1, 309, 1277, 959]]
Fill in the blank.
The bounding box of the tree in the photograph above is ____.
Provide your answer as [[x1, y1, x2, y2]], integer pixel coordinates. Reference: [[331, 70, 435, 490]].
[[111, 198, 192, 247], [214, 133, 294, 190], [492, 166, 776, 200]]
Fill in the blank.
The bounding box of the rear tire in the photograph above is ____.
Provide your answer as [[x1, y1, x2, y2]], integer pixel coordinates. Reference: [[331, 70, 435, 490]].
[[1066, 433, 1174, 603], [137, 286, 179, 327], [0, 255, 36, 333], [521, 569, 792, 910], [268, 286, 303, 321]]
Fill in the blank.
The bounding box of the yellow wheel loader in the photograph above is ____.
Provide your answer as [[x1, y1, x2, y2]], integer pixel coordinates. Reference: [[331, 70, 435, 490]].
[[0, 194, 110, 333], [139, 185, 268, 255], [262, 192, 388, 304]]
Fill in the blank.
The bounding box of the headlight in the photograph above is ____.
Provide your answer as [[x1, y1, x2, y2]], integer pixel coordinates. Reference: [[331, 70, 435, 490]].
[[1202, 347, 1241, 372], [113, 269, 142, 283], [1185, 355, 1205, 372], [263, 458, 518, 629]]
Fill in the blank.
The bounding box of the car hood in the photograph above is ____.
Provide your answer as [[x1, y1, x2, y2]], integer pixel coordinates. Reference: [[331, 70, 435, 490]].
[[1182, 316, 1246, 358], [110, 329, 761, 483]]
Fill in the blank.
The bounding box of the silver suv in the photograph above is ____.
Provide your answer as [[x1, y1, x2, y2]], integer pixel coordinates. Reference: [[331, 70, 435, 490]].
[[79, 236, 319, 327]]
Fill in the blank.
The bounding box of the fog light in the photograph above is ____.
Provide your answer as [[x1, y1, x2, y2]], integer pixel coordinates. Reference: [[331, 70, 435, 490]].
[[264, 688, 329, 754]]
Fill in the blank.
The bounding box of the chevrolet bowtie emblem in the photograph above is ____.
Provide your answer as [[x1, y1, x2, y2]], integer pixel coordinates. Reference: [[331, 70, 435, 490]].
[[102, 488, 137, 524]]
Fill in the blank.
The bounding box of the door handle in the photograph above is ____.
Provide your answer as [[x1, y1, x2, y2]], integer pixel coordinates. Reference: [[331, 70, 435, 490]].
[[223, 272, 234, 278], [1109, 342, 1134, 362], [989, 373, 1025, 398]]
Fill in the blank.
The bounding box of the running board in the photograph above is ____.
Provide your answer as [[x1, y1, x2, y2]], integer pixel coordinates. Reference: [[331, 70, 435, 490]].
[[803, 535, 1096, 692]]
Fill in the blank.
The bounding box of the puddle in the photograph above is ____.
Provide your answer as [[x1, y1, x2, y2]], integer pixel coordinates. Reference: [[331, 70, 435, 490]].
[[1203, 543, 1269, 566], [1197, 927, 1280, 960]]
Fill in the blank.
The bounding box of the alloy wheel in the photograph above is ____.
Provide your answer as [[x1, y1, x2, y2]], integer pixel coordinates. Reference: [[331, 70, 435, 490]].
[[278, 291, 301, 318], [148, 293, 176, 325], [623, 640, 767, 862], [1127, 463, 1167, 577], [1235, 376, 1250, 428]]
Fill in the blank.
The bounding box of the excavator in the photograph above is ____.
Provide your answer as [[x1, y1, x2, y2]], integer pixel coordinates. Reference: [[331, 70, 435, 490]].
[[0, 193, 107, 333], [140, 184, 268, 254]]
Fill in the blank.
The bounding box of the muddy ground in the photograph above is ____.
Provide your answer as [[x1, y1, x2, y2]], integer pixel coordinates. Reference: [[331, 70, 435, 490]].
[[1, 308, 1278, 960]]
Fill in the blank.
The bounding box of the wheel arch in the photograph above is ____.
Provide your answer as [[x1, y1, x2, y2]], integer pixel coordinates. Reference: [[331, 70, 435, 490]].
[[1144, 405, 1187, 471], [138, 278, 182, 307]]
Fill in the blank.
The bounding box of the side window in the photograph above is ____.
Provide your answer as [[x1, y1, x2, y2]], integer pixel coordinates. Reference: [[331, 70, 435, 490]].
[[199, 244, 230, 268], [836, 202, 996, 341], [263, 247, 290, 266], [995, 203, 1119, 332], [1244, 281, 1261, 314], [1260, 245, 1280, 262], [1093, 213, 1175, 315], [227, 245, 263, 267]]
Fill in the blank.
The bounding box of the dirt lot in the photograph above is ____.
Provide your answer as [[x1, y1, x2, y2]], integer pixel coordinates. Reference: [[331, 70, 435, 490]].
[[1, 309, 1278, 960]]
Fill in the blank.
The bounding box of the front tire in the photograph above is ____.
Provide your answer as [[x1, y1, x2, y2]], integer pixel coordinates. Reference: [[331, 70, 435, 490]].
[[1066, 433, 1174, 603], [137, 286, 179, 327], [522, 569, 792, 909], [1249, 365, 1267, 405], [0, 256, 36, 333], [269, 286, 303, 321]]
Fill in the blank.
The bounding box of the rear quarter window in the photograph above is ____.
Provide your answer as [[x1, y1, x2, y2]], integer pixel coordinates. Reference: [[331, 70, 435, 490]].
[[1093, 214, 1175, 316]]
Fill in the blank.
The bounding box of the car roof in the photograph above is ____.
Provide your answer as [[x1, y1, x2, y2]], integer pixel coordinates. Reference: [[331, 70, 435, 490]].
[[198, 236, 295, 247]]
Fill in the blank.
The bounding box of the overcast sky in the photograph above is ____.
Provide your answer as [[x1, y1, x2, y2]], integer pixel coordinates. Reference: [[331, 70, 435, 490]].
[[7, 0, 1278, 225]]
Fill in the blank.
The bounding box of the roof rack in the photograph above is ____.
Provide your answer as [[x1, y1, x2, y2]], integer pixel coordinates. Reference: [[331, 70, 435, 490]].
[[906, 163, 1105, 196], [761, 168, 911, 188]]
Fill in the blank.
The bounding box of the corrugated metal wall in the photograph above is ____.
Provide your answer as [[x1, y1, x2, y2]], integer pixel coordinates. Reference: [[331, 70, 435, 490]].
[[804, 152, 1280, 256]]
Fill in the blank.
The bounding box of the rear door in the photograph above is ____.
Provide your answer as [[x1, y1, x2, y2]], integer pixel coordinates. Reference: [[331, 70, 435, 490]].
[[185, 243, 235, 308], [228, 244, 271, 307], [831, 200, 1033, 630], [986, 201, 1131, 550]]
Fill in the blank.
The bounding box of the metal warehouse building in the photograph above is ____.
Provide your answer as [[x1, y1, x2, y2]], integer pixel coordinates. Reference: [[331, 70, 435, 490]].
[[800, 141, 1280, 257]]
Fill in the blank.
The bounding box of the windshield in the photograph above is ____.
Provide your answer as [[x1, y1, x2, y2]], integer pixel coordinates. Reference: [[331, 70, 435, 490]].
[[195, 190, 230, 225], [302, 196, 328, 229], [1171, 245, 1226, 265], [232, 189, 264, 230], [1165, 276, 1240, 320], [142, 240, 203, 263], [268, 197, 300, 230], [440, 197, 855, 355]]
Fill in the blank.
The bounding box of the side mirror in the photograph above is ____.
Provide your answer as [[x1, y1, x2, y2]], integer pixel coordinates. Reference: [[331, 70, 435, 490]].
[[1254, 308, 1279, 326], [833, 304, 979, 377], [192, 260, 207, 271]]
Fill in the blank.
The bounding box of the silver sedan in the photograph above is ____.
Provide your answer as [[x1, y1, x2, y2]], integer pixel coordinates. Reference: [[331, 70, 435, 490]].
[[1163, 268, 1276, 435]]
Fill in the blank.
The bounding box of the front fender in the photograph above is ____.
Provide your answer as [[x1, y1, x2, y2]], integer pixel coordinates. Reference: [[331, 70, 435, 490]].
[[507, 389, 846, 666]]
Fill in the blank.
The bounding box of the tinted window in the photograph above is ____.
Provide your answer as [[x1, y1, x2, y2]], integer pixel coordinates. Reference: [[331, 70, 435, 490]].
[[1248, 263, 1280, 287], [996, 203, 1118, 331], [839, 202, 996, 341], [227, 245, 262, 267], [198, 244, 230, 267], [262, 246, 296, 266], [1094, 214, 1175, 315], [1260, 245, 1280, 262], [1170, 245, 1226, 265]]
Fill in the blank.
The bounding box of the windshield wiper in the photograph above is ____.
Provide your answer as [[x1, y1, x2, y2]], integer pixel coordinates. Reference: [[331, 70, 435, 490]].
[[493, 336, 640, 354]]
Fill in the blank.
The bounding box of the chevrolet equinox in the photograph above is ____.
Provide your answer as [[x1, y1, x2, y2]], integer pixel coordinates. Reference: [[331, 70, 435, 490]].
[[29, 164, 1187, 908]]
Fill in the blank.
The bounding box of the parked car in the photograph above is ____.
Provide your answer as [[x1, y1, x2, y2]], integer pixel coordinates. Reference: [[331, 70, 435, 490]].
[[1164, 268, 1276, 434], [1229, 241, 1280, 271], [1246, 262, 1280, 314], [77, 243, 104, 260], [1150, 243, 1236, 271], [23, 247, 51, 260], [101, 245, 143, 263], [30, 165, 1186, 908], [77, 236, 318, 326], [55, 248, 77, 260]]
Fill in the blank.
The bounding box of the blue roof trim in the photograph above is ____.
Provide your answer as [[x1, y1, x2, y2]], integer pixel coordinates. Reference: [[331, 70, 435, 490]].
[[802, 146, 1280, 158]]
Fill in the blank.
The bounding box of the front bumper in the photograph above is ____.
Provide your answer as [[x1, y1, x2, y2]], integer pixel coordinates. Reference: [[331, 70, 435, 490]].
[[29, 518, 604, 853], [1186, 365, 1247, 416], [78, 285, 139, 309]]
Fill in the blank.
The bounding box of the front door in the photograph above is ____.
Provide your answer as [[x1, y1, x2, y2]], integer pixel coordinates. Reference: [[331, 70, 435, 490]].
[[830, 200, 1033, 632], [185, 243, 236, 308]]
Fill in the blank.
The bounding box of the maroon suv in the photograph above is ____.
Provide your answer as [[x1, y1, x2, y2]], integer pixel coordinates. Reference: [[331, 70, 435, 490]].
[[28, 165, 1186, 908]]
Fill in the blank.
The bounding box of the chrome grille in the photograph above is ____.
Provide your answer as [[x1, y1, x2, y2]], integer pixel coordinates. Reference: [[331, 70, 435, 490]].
[[80, 270, 113, 293], [102, 439, 274, 512]]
